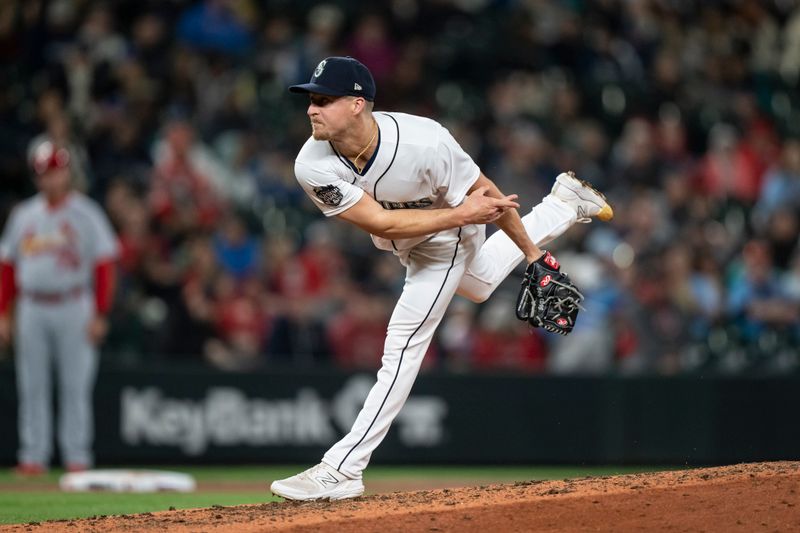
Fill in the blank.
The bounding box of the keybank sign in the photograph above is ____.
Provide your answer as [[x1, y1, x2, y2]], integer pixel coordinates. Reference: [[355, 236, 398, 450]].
[[120, 376, 448, 456]]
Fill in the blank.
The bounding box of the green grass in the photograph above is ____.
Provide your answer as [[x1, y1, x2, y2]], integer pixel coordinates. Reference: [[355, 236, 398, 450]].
[[0, 492, 269, 525], [0, 465, 677, 525]]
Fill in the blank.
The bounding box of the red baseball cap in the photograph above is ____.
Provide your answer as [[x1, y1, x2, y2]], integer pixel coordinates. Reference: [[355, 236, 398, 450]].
[[31, 140, 70, 175]]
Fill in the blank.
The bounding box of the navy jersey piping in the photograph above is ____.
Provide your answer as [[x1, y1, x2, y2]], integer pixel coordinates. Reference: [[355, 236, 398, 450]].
[[372, 113, 400, 250], [328, 126, 381, 178]]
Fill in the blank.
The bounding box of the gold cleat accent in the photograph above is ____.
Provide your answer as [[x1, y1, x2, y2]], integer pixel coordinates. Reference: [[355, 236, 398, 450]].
[[553, 171, 614, 223]]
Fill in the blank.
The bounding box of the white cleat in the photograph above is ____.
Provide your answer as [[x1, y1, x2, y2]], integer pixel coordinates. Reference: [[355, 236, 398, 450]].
[[270, 462, 365, 501], [550, 171, 614, 223]]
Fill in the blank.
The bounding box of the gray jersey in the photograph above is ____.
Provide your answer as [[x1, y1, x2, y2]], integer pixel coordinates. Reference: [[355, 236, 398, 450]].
[[0, 192, 119, 293], [294, 112, 481, 253]]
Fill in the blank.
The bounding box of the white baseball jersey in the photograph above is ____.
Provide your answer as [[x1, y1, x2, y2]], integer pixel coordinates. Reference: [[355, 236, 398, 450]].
[[295, 112, 482, 255], [293, 110, 579, 479], [0, 192, 119, 292]]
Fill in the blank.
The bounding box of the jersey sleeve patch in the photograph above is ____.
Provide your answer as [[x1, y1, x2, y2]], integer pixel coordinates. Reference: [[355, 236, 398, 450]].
[[313, 185, 344, 207], [295, 158, 363, 217]]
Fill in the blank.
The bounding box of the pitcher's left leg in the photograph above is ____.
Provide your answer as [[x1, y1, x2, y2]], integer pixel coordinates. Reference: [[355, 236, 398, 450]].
[[457, 172, 612, 303]]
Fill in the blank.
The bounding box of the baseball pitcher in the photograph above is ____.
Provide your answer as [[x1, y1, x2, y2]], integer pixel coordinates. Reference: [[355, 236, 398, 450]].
[[271, 57, 612, 500]]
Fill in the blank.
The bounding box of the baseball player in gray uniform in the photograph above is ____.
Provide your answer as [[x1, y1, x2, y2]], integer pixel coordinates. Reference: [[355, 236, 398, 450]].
[[0, 140, 119, 475], [271, 57, 612, 500]]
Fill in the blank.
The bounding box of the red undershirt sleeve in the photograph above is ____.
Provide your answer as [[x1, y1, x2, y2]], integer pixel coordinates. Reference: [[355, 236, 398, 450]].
[[0, 262, 16, 316], [94, 259, 116, 315]]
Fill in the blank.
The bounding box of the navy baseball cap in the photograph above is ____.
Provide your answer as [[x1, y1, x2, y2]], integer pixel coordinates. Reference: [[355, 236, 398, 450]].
[[289, 56, 376, 101]]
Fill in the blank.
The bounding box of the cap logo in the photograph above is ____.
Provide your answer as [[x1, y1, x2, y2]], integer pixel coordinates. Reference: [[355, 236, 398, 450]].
[[354, 83, 362, 91], [314, 59, 327, 78]]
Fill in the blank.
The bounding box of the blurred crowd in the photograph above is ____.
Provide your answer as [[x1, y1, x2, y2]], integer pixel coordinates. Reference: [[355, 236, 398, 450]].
[[2, 0, 800, 375]]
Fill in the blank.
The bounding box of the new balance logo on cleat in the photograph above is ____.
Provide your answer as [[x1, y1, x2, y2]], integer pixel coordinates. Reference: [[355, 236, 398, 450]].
[[316, 472, 340, 486]]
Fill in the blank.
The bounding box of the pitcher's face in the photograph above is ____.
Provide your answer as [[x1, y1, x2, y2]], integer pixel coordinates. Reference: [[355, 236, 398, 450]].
[[307, 94, 359, 141]]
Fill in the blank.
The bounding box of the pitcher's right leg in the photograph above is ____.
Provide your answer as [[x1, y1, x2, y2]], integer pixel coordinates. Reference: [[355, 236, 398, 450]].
[[272, 230, 475, 501]]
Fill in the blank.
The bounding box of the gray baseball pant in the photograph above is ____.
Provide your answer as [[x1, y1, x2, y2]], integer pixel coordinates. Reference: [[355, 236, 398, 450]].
[[14, 293, 98, 466]]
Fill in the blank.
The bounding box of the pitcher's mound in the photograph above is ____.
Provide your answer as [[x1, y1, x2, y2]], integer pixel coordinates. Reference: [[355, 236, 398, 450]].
[[12, 461, 800, 532]]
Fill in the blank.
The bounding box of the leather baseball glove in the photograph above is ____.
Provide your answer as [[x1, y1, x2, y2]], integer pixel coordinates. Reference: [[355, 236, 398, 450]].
[[515, 251, 584, 335]]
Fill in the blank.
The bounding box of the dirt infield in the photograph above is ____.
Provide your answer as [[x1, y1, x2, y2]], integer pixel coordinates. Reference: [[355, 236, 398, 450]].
[[4, 461, 799, 532]]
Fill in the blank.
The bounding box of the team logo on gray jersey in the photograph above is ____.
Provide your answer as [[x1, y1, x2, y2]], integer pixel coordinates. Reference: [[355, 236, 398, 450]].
[[314, 59, 327, 79], [313, 185, 343, 206]]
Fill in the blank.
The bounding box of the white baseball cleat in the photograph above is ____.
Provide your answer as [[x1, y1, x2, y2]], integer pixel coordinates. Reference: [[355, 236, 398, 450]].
[[270, 462, 365, 501], [550, 171, 614, 223]]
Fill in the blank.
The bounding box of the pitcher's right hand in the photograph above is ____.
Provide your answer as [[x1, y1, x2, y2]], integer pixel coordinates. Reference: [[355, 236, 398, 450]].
[[458, 186, 519, 225]]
